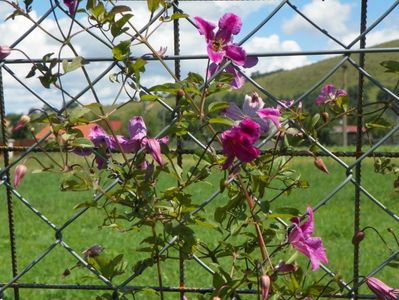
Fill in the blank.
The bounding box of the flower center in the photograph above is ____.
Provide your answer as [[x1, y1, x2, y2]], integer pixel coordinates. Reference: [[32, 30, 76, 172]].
[[212, 39, 224, 51]]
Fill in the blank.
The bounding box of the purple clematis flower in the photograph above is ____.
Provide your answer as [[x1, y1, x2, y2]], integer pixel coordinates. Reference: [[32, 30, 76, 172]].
[[64, 0, 78, 14], [366, 277, 399, 300], [288, 207, 328, 271], [225, 92, 281, 132], [195, 13, 258, 89], [316, 84, 347, 106], [88, 125, 114, 169], [0, 46, 11, 60], [194, 13, 245, 65], [221, 118, 260, 169]]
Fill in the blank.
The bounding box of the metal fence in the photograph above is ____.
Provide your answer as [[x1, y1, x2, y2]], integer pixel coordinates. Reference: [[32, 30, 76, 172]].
[[1, 0, 399, 299]]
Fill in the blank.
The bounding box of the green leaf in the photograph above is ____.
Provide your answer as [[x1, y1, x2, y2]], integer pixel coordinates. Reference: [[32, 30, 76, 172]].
[[365, 118, 392, 129], [208, 117, 234, 126], [111, 14, 133, 37], [112, 40, 131, 61], [208, 101, 230, 113], [140, 94, 158, 101], [62, 56, 88, 73], [170, 12, 188, 20], [381, 60, 399, 74], [72, 137, 94, 148], [109, 5, 132, 16], [61, 169, 93, 191], [69, 107, 91, 123], [147, 0, 160, 12], [310, 113, 320, 128]]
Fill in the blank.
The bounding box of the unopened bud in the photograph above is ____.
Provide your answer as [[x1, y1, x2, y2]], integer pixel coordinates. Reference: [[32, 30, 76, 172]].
[[0, 45, 11, 60], [260, 274, 271, 300], [352, 231, 365, 245], [177, 89, 185, 98], [212, 297, 221, 300], [321, 112, 329, 122], [14, 164, 28, 188], [13, 115, 30, 132], [314, 157, 329, 174]]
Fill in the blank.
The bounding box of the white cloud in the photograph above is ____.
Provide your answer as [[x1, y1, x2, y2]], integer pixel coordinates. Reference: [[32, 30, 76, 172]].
[[244, 35, 310, 73], [283, 0, 352, 37]]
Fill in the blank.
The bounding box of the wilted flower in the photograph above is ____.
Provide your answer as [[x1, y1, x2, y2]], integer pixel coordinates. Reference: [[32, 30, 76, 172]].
[[221, 118, 260, 169], [260, 274, 271, 300], [288, 207, 328, 271], [313, 157, 329, 174], [225, 92, 280, 132], [63, 0, 78, 14], [83, 245, 104, 259], [12, 115, 30, 132], [316, 84, 347, 106], [0, 46, 11, 60], [14, 164, 27, 188], [365, 277, 399, 300]]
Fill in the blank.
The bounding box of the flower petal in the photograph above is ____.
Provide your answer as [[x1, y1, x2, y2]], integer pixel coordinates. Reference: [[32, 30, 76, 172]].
[[128, 116, 147, 140], [243, 56, 259, 68], [225, 65, 245, 89], [225, 44, 246, 66], [0, 46, 11, 60], [145, 138, 163, 166], [243, 92, 264, 117], [194, 16, 216, 42], [224, 103, 246, 121], [257, 108, 281, 128], [219, 13, 242, 35]]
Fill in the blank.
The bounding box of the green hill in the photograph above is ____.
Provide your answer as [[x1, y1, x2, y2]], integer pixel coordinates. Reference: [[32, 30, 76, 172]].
[[222, 39, 399, 104]]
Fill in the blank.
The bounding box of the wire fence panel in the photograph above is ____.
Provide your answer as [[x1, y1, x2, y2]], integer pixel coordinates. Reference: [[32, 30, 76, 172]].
[[1, 0, 399, 299]]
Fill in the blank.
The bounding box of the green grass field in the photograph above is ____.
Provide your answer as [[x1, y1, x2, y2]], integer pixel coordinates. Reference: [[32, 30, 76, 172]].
[[1, 152, 399, 299]]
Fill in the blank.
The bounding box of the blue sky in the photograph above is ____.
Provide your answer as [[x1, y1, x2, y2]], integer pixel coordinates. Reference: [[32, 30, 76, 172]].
[[1, 0, 399, 113]]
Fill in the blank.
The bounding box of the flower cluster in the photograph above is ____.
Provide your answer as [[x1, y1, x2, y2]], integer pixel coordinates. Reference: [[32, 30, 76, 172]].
[[316, 84, 347, 106], [77, 117, 168, 169], [194, 13, 258, 89]]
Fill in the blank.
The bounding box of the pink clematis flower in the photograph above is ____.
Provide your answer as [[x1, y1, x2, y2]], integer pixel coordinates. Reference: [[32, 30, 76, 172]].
[[288, 207, 328, 271], [316, 84, 347, 106], [221, 118, 260, 169], [365, 277, 399, 300], [88, 125, 114, 169], [118, 116, 169, 166], [63, 0, 78, 14], [194, 13, 245, 65], [195, 13, 258, 89], [14, 164, 27, 188], [0, 46, 11, 60], [225, 92, 281, 132]]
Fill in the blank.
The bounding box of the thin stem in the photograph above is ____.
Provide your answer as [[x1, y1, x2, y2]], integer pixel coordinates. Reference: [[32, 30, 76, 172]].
[[236, 174, 273, 270]]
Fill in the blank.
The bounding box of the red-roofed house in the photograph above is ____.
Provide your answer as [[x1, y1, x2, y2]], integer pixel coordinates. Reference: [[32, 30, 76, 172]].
[[35, 120, 122, 140]]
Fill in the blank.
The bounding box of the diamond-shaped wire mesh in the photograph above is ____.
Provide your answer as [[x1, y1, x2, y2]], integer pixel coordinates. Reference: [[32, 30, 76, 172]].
[[1, 0, 399, 299]]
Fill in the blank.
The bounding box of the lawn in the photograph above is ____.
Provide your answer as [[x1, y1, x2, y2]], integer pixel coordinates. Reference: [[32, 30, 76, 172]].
[[1, 152, 398, 299]]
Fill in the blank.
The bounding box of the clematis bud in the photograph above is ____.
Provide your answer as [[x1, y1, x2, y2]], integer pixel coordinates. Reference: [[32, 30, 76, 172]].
[[12, 115, 30, 132], [321, 112, 329, 123], [366, 277, 399, 300], [212, 297, 221, 300], [314, 157, 329, 174], [352, 231, 365, 245], [14, 164, 27, 188], [260, 274, 271, 300], [0, 46, 11, 60], [177, 89, 185, 98]]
